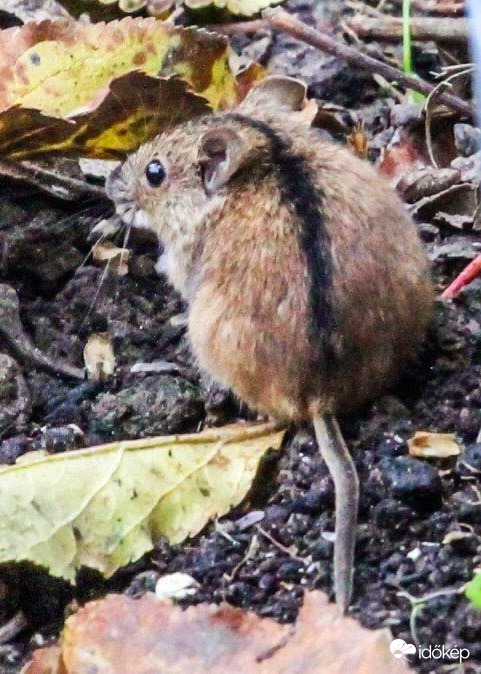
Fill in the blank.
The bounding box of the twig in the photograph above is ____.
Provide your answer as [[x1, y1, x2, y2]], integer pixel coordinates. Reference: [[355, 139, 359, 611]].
[[263, 7, 472, 117], [0, 160, 106, 203], [442, 253, 481, 299], [256, 525, 306, 564], [389, 0, 465, 15], [224, 534, 259, 582], [397, 584, 467, 647], [346, 0, 384, 18], [0, 612, 27, 644], [0, 285, 84, 380], [347, 16, 469, 43], [424, 65, 474, 166], [205, 19, 269, 34]]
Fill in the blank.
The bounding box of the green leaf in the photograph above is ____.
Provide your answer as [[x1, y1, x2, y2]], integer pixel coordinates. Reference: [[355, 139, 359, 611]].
[[466, 572, 481, 609]]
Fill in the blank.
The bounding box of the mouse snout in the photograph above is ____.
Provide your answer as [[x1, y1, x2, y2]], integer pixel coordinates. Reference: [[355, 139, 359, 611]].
[[105, 162, 156, 233]]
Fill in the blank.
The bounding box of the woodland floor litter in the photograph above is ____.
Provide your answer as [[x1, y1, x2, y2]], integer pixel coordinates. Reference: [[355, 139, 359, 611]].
[[1, 0, 481, 672]]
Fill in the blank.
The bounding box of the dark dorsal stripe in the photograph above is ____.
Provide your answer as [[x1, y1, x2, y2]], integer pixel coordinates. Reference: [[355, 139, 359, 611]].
[[225, 112, 334, 356]]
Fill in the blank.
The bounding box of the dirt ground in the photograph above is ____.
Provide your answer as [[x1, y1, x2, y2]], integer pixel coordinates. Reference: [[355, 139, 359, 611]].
[[1, 0, 481, 672]]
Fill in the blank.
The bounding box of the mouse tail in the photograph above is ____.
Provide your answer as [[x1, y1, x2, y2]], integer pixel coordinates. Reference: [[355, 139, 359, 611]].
[[310, 406, 359, 613]]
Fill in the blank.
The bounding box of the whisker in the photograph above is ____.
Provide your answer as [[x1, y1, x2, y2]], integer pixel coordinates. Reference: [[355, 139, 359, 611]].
[[74, 257, 113, 341], [50, 201, 111, 236], [77, 231, 109, 272], [113, 224, 132, 304]]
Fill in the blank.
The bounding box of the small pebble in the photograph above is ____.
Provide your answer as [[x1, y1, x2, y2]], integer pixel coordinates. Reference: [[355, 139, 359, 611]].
[[0, 435, 29, 465], [460, 443, 481, 473], [155, 572, 198, 601], [377, 456, 442, 509]]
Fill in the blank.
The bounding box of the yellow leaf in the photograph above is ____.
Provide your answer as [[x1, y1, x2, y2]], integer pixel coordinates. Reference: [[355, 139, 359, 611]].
[[0, 422, 284, 581], [0, 19, 236, 115], [0, 19, 263, 158], [54, 0, 284, 18], [0, 74, 210, 159]]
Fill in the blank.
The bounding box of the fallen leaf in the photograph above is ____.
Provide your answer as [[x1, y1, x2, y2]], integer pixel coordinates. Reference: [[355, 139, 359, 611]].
[[442, 530, 476, 545], [0, 422, 284, 580], [379, 117, 458, 187], [379, 132, 425, 187], [118, 0, 148, 11], [60, 0, 284, 17], [83, 332, 116, 380], [21, 645, 63, 674], [92, 241, 130, 276], [347, 121, 368, 159], [0, 74, 210, 159], [0, 18, 263, 158], [434, 211, 473, 231], [399, 166, 461, 203], [28, 590, 410, 673], [1, 0, 70, 23], [408, 431, 461, 459], [409, 183, 477, 221], [79, 158, 119, 181], [185, 0, 284, 16], [0, 19, 233, 115]]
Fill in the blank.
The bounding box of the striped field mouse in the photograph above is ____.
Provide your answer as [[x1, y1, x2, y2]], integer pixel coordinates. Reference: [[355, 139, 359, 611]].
[[106, 76, 433, 612]]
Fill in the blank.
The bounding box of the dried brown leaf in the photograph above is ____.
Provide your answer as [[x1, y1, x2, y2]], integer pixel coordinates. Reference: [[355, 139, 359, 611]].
[[27, 591, 411, 673], [21, 645, 63, 674], [92, 241, 130, 276], [83, 332, 116, 381], [408, 431, 461, 459]]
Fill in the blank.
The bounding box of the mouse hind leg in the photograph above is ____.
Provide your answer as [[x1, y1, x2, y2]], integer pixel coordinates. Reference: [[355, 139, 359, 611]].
[[311, 411, 359, 613]]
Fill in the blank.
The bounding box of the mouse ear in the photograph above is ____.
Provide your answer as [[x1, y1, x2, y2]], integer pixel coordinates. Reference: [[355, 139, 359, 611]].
[[199, 126, 248, 195], [240, 76, 307, 112]]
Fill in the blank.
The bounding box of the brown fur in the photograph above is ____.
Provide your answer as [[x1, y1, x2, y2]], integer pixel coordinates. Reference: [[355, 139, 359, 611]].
[[106, 80, 433, 423]]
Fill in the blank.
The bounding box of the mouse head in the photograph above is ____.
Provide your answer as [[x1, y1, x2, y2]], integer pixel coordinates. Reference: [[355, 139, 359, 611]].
[[105, 76, 308, 244]]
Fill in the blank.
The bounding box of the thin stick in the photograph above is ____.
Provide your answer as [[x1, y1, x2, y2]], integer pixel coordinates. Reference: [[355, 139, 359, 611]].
[[347, 16, 469, 43], [312, 412, 359, 613], [263, 7, 472, 118], [389, 0, 465, 15], [205, 19, 268, 35], [0, 612, 27, 644], [424, 65, 474, 167], [442, 253, 481, 299], [0, 159, 106, 202], [0, 285, 84, 380]]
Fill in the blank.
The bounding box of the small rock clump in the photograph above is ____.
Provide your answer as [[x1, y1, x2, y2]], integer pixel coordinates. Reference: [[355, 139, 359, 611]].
[[87, 374, 205, 440]]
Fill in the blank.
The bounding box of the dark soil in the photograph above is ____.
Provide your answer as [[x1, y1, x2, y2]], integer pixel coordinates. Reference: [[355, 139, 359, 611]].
[[1, 1, 481, 673]]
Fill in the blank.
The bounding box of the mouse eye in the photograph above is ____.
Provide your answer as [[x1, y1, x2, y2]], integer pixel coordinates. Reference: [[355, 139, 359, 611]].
[[145, 159, 165, 187]]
